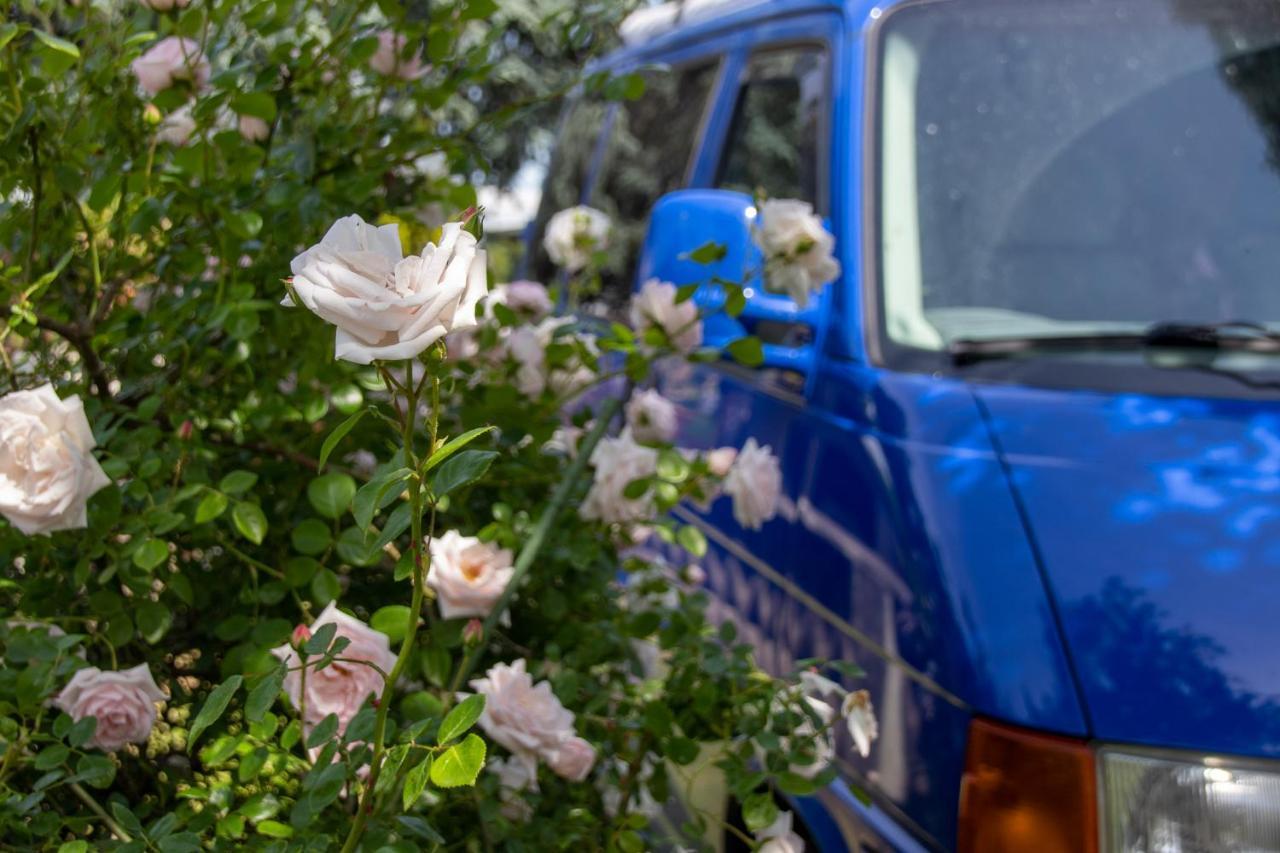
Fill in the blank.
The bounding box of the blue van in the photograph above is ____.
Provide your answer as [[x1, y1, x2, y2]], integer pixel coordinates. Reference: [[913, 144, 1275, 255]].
[[526, 1, 1280, 849]]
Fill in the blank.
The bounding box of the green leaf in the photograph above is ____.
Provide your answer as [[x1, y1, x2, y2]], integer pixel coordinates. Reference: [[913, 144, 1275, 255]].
[[726, 336, 765, 367], [352, 467, 411, 531], [676, 525, 707, 558], [219, 470, 258, 495], [370, 605, 411, 644], [742, 792, 779, 833], [395, 816, 445, 844], [0, 24, 20, 52], [656, 449, 690, 483], [402, 757, 431, 810], [371, 502, 413, 552], [436, 695, 485, 746], [308, 473, 356, 519], [194, 491, 229, 523], [245, 661, 286, 723], [226, 210, 264, 240], [34, 744, 69, 771], [305, 713, 339, 748], [232, 502, 268, 545], [725, 287, 747, 318], [256, 820, 293, 839], [430, 733, 485, 787], [137, 601, 172, 644], [422, 427, 495, 473], [188, 675, 243, 752], [428, 450, 497, 499], [33, 30, 80, 58], [290, 520, 330, 555], [231, 91, 277, 121], [684, 241, 728, 265], [57, 842, 88, 853], [88, 173, 123, 213], [317, 408, 367, 471], [111, 802, 144, 837], [132, 538, 169, 571], [67, 716, 97, 749]]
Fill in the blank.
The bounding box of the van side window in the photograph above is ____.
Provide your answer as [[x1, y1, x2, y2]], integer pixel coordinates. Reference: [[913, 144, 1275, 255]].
[[529, 98, 611, 284], [590, 61, 720, 311], [716, 47, 827, 207]]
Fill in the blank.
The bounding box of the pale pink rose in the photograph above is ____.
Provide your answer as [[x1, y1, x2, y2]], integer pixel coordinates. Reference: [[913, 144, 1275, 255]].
[[238, 114, 270, 142], [706, 447, 737, 478], [369, 30, 424, 80], [0, 384, 111, 536], [53, 664, 165, 752], [624, 388, 678, 444], [491, 280, 552, 321], [506, 317, 595, 399], [722, 437, 781, 530], [546, 735, 596, 782], [465, 659, 577, 772], [427, 530, 515, 620], [630, 278, 702, 354], [271, 602, 396, 734], [141, 0, 189, 10], [156, 106, 196, 146], [131, 37, 210, 96], [580, 430, 658, 525]]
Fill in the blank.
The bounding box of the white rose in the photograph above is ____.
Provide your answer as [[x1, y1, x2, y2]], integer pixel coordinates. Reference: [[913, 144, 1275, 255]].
[[543, 206, 610, 273], [0, 384, 111, 536], [489, 756, 537, 821], [53, 664, 165, 753], [238, 114, 270, 143], [286, 214, 487, 364], [506, 317, 596, 399], [624, 388, 678, 444], [427, 530, 515, 620], [629, 279, 702, 354], [842, 689, 878, 758], [722, 437, 781, 530], [369, 30, 425, 80], [271, 602, 397, 734], [130, 37, 210, 96], [755, 199, 840, 308], [757, 810, 806, 853], [580, 430, 658, 525], [491, 280, 553, 321], [156, 106, 196, 146], [465, 659, 578, 772]]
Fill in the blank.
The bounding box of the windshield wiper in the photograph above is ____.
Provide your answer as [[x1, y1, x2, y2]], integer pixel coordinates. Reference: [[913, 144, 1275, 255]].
[[949, 321, 1280, 366]]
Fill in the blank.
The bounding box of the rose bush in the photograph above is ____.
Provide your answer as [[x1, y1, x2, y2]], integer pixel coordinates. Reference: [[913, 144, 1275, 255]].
[[0, 0, 874, 849]]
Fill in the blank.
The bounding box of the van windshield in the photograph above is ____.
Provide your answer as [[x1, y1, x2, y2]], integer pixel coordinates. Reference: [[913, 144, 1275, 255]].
[[876, 0, 1280, 362]]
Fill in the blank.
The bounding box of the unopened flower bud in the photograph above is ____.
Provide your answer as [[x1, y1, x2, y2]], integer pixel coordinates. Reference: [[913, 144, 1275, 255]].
[[143, 103, 163, 126], [290, 623, 311, 650], [177, 420, 194, 441], [463, 618, 484, 648]]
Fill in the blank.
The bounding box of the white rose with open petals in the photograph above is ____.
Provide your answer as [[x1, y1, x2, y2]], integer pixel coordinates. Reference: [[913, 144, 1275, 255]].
[[271, 602, 396, 734], [53, 664, 165, 752], [131, 37, 210, 96], [580, 430, 658, 525], [543, 206, 610, 273], [629, 279, 702, 354], [722, 437, 781, 530], [427, 530, 514, 619], [625, 388, 678, 444], [0, 385, 111, 536], [466, 659, 577, 772], [286, 214, 487, 364], [755, 199, 840, 308]]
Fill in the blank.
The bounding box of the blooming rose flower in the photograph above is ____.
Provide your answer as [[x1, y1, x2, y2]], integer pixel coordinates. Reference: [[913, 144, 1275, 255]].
[[546, 735, 596, 782], [624, 388, 678, 444], [629, 279, 702, 354], [141, 0, 189, 9], [722, 437, 781, 530], [131, 37, 210, 96], [427, 530, 515, 620], [506, 317, 597, 399], [285, 214, 487, 364], [489, 756, 537, 821], [238, 114, 270, 142], [707, 446, 737, 477], [156, 106, 196, 146], [842, 689, 878, 758], [466, 659, 577, 773], [0, 385, 111, 536], [757, 810, 806, 853], [580, 430, 658, 525], [755, 199, 840, 308], [369, 30, 424, 80], [271, 602, 396, 734], [543, 206, 610, 273], [490, 280, 553, 321], [53, 664, 165, 752]]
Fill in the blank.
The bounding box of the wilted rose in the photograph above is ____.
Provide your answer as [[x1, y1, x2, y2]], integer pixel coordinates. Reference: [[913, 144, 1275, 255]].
[[624, 388, 678, 444], [629, 279, 702, 354], [131, 37, 210, 96], [722, 437, 781, 530], [842, 689, 878, 758], [755, 199, 840, 308], [427, 530, 515, 620], [53, 664, 165, 752], [543, 206, 610, 273], [285, 214, 487, 364], [0, 384, 111, 536], [369, 30, 424, 80]]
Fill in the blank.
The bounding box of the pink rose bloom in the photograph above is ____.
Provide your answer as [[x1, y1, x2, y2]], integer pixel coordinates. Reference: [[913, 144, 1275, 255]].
[[492, 280, 552, 321], [53, 664, 165, 752], [706, 446, 737, 478], [466, 659, 577, 772], [427, 530, 515, 620], [271, 602, 396, 734], [369, 30, 424, 80], [547, 735, 596, 782], [238, 114, 270, 142], [131, 37, 210, 96]]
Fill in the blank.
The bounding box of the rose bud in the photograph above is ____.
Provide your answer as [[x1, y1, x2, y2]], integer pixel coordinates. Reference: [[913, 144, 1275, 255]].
[[291, 623, 312, 650], [462, 618, 484, 648], [177, 420, 194, 441]]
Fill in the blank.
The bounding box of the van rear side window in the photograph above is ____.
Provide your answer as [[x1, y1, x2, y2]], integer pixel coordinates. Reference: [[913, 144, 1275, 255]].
[[716, 46, 827, 208]]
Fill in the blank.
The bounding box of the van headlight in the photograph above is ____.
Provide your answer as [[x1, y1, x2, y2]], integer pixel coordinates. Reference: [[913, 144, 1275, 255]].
[[1100, 748, 1280, 852]]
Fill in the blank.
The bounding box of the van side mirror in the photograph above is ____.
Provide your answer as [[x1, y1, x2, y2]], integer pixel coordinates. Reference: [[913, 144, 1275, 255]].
[[637, 189, 832, 377]]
